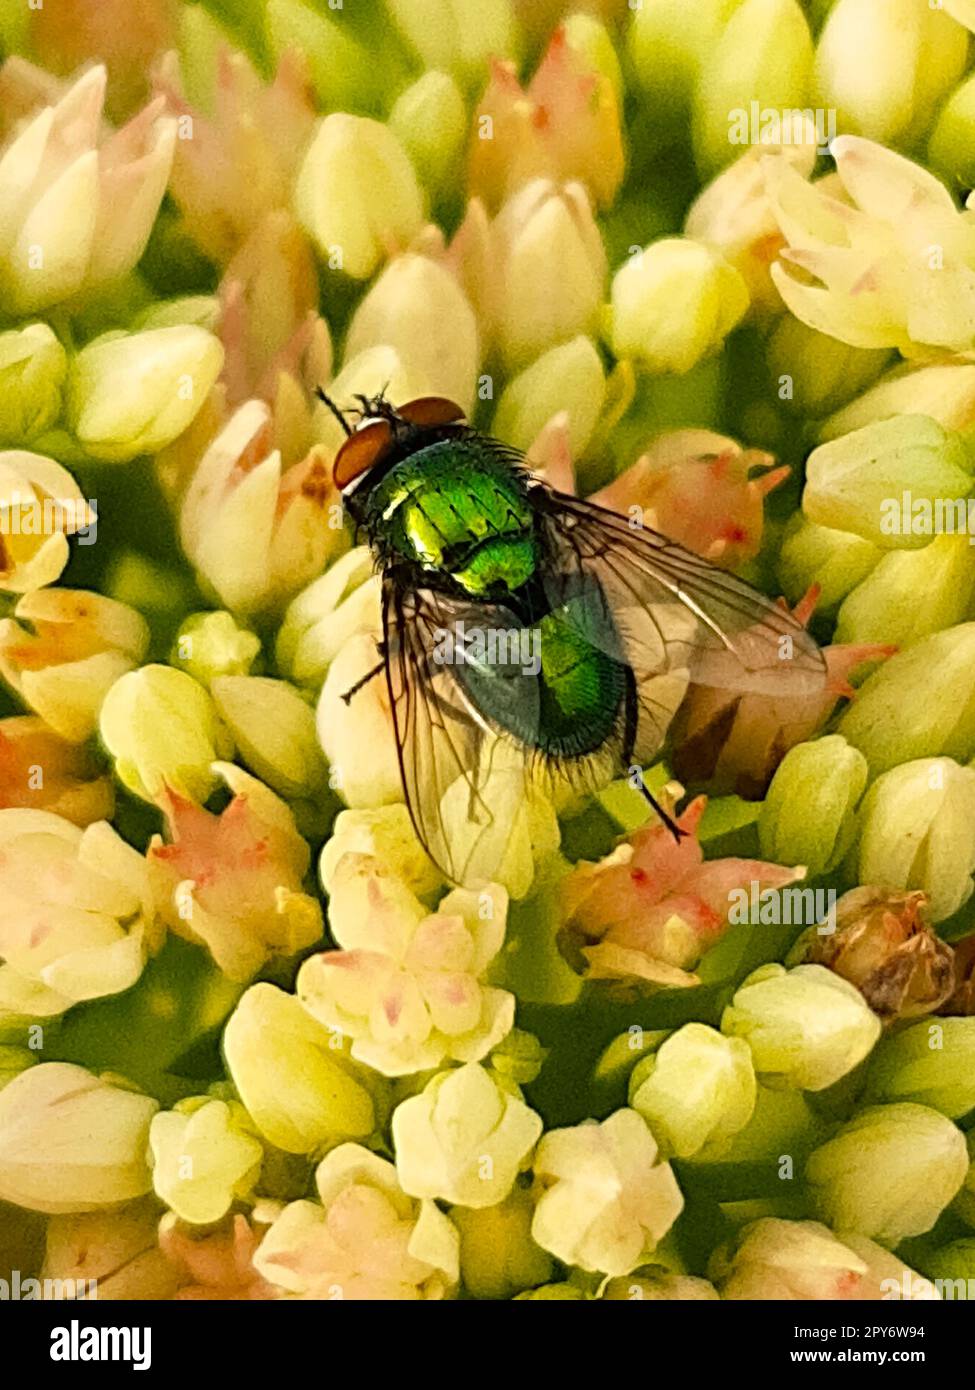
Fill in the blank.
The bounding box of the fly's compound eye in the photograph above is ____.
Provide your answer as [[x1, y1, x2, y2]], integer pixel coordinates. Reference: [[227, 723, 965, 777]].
[[396, 396, 467, 429], [333, 419, 395, 490]]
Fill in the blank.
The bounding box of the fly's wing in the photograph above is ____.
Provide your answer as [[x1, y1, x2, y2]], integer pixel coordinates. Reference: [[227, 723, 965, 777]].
[[535, 487, 827, 765], [382, 577, 543, 888]]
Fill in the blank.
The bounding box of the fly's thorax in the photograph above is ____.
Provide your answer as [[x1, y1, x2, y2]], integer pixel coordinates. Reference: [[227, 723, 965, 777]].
[[361, 437, 537, 595]]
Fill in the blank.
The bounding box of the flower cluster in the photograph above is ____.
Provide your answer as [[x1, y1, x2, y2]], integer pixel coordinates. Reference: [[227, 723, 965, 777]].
[[0, 0, 974, 1310]]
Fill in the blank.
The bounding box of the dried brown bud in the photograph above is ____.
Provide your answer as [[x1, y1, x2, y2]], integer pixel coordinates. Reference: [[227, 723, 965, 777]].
[[788, 887, 955, 1025]]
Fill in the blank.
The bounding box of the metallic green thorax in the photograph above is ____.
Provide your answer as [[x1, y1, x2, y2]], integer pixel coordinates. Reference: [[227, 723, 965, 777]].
[[364, 437, 536, 595], [361, 435, 626, 758]]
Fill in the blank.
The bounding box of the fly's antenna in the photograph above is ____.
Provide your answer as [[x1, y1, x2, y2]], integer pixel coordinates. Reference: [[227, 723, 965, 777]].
[[634, 772, 686, 844], [315, 386, 352, 438]]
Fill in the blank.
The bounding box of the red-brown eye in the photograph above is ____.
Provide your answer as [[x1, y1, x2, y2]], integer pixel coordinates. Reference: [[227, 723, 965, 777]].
[[333, 419, 394, 489], [397, 397, 467, 428]]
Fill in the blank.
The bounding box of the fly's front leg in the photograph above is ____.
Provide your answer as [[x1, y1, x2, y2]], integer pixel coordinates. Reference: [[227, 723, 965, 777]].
[[340, 641, 387, 705]]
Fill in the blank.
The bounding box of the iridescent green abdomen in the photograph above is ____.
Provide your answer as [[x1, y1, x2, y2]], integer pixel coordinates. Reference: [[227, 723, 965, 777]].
[[535, 610, 627, 756], [366, 438, 536, 596], [455, 601, 627, 759]]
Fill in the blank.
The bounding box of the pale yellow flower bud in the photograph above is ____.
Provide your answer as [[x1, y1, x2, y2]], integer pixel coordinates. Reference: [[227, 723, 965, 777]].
[[821, 361, 975, 443], [389, 72, 467, 199], [343, 253, 480, 413], [532, 1108, 684, 1276], [317, 633, 402, 807], [814, 0, 968, 146], [629, 0, 744, 125], [776, 513, 882, 615], [150, 1097, 263, 1225], [276, 548, 380, 691], [602, 1269, 721, 1301], [765, 316, 891, 418], [450, 1186, 553, 1299], [853, 758, 975, 923], [609, 239, 749, 374], [628, 1024, 757, 1159], [490, 180, 606, 368], [835, 535, 975, 650], [838, 623, 975, 774], [0, 323, 66, 442], [0, 66, 175, 312], [320, 803, 443, 903], [493, 336, 605, 457], [387, 0, 521, 88], [223, 983, 381, 1154], [0, 1062, 157, 1213], [170, 611, 260, 688], [693, 0, 814, 175], [392, 1063, 543, 1208], [210, 675, 326, 801], [67, 326, 223, 463], [722, 963, 882, 1090], [866, 1017, 975, 1120], [295, 114, 425, 281], [806, 1103, 969, 1244], [0, 588, 149, 743], [803, 416, 974, 548], [758, 735, 869, 877], [99, 663, 233, 804]]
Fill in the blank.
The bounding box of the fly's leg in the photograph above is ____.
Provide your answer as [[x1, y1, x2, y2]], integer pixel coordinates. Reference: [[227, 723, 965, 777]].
[[340, 643, 387, 705], [635, 773, 686, 844]]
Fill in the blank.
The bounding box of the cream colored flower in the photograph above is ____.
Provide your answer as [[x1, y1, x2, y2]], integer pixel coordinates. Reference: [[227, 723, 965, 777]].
[[711, 1217, 940, 1299], [149, 1097, 263, 1225], [0, 808, 161, 1023], [392, 1063, 543, 1208], [254, 1143, 459, 1300], [298, 853, 513, 1077], [769, 136, 975, 355], [531, 1108, 684, 1276], [148, 762, 322, 983], [0, 588, 148, 742]]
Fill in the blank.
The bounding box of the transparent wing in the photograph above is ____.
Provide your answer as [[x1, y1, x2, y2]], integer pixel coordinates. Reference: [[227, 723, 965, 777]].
[[534, 486, 827, 765], [382, 577, 544, 888]]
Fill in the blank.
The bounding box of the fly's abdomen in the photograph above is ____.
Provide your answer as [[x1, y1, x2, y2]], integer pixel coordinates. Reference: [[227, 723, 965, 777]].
[[535, 611, 626, 757], [456, 607, 626, 760]]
